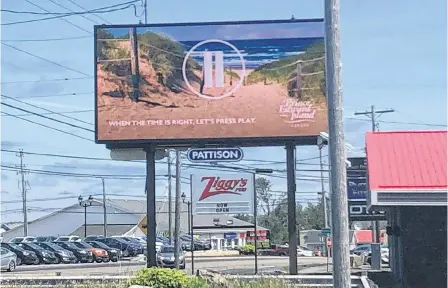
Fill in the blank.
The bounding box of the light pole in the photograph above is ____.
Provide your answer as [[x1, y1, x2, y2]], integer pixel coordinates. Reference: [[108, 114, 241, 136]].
[[252, 168, 273, 275], [78, 195, 93, 238], [181, 192, 194, 275]]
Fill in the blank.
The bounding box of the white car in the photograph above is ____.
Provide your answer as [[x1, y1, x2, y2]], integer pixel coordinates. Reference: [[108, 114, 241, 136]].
[[297, 246, 314, 257], [10, 236, 35, 243], [0, 248, 17, 272], [55, 235, 80, 242]]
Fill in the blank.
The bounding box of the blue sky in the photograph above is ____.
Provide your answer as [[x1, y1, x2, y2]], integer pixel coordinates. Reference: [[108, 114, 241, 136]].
[[1, 0, 446, 223]]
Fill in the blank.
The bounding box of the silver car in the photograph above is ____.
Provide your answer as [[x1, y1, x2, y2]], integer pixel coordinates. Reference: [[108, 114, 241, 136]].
[[1, 248, 17, 272], [156, 245, 185, 269]]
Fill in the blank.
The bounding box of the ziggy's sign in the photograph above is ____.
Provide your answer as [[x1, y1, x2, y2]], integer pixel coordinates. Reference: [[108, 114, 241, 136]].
[[191, 173, 254, 215]]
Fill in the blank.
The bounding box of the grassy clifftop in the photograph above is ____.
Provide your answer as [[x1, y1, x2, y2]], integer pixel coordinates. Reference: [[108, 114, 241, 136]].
[[247, 40, 326, 102]]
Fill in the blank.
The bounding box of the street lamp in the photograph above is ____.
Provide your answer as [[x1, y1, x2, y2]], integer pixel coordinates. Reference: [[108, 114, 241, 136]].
[[78, 195, 93, 238], [181, 192, 194, 275]]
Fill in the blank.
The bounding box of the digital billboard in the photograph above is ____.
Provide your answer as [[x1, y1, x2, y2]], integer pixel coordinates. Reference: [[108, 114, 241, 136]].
[[347, 157, 386, 221], [94, 19, 327, 146], [191, 173, 254, 215]]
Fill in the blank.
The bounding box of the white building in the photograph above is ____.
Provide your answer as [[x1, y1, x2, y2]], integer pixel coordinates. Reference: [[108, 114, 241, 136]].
[[1, 198, 264, 250]]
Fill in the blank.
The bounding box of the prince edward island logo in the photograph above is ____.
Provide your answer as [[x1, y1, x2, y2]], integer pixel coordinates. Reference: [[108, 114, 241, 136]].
[[182, 39, 246, 100], [279, 99, 316, 127]]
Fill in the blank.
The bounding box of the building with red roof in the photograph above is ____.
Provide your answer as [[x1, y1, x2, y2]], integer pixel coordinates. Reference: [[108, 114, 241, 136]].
[[365, 130, 447, 288]]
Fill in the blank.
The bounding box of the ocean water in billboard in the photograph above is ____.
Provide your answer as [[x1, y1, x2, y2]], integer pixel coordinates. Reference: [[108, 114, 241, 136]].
[[95, 20, 328, 144]]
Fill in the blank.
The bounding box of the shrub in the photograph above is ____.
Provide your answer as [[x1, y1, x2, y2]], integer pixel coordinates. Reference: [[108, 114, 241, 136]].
[[130, 267, 188, 288], [184, 276, 210, 288]]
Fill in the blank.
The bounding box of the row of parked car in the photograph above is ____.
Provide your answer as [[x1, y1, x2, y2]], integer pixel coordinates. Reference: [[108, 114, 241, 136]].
[[0, 234, 212, 272]]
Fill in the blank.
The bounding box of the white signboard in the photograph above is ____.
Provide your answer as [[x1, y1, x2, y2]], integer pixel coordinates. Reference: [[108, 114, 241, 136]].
[[191, 173, 254, 215]]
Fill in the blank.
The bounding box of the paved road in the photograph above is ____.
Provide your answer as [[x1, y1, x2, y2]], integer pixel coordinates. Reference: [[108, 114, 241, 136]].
[[6, 256, 327, 277]]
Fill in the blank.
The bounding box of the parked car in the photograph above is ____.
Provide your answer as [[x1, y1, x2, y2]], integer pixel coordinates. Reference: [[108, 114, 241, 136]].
[[9, 236, 35, 243], [19, 243, 59, 264], [34, 236, 57, 243], [112, 236, 145, 254], [0, 248, 17, 272], [1, 243, 39, 265], [35, 242, 77, 264], [297, 246, 314, 257], [96, 237, 140, 257], [55, 236, 80, 242], [83, 235, 105, 242], [72, 242, 109, 263], [85, 241, 121, 262], [156, 245, 185, 269], [54, 241, 94, 263], [350, 244, 371, 256]]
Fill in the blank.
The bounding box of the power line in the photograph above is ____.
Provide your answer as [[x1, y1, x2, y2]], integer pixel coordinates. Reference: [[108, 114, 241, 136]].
[[1, 95, 93, 126], [46, 0, 101, 25], [22, 0, 91, 34], [1, 76, 91, 84], [0, 111, 93, 142], [1, 42, 91, 77], [1, 109, 93, 118], [65, 0, 113, 24], [346, 117, 447, 128], [1, 102, 94, 132], [4, 1, 139, 27], [1, 36, 92, 43]]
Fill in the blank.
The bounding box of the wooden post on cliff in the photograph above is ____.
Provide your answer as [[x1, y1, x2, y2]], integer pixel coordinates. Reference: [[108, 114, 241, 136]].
[[130, 27, 140, 102], [295, 62, 302, 99]]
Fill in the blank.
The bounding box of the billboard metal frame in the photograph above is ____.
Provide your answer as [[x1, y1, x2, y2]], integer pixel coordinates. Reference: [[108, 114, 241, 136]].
[[94, 18, 325, 149], [94, 18, 327, 275]]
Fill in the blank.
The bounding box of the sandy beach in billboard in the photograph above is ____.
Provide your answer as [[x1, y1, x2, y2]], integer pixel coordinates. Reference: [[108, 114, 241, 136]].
[[96, 22, 328, 142]]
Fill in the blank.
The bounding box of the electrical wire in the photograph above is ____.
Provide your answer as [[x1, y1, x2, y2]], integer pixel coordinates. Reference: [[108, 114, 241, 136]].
[[65, 0, 113, 24], [22, 0, 91, 34], [1, 94, 93, 126], [1, 109, 94, 118], [1, 102, 94, 132], [3, 1, 139, 26], [1, 76, 91, 84], [46, 0, 101, 25], [1, 42, 91, 77], [1, 36, 92, 43], [346, 117, 447, 128], [0, 111, 94, 142]]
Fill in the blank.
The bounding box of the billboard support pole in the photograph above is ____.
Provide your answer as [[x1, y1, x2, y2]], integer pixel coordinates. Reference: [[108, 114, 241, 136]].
[[129, 27, 140, 102], [324, 0, 351, 286], [286, 143, 298, 275], [253, 172, 258, 274], [145, 146, 157, 268], [174, 149, 182, 269]]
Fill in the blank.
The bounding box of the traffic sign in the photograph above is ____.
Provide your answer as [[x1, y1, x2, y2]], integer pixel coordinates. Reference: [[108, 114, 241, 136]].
[[138, 216, 147, 235], [187, 148, 243, 163], [321, 228, 331, 236]]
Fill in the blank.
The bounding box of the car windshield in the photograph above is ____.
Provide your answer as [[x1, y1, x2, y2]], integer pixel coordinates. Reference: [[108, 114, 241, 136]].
[[24, 243, 44, 250], [6, 243, 25, 252], [58, 237, 70, 241], [11, 237, 24, 242], [75, 242, 92, 249], [34, 237, 48, 242], [45, 243, 64, 250], [59, 242, 78, 249], [111, 238, 127, 244], [160, 246, 180, 253], [90, 241, 109, 249]]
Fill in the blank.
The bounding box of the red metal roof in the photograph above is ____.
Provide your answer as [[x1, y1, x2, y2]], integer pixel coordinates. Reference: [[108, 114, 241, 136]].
[[366, 130, 447, 191]]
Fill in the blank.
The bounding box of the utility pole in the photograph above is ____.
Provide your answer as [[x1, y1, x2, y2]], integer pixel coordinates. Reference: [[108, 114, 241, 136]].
[[296, 62, 302, 98], [143, 0, 148, 24], [354, 105, 394, 243], [102, 178, 107, 237], [317, 137, 328, 228], [167, 150, 173, 244], [173, 150, 182, 268], [16, 150, 29, 236], [324, 0, 351, 286]]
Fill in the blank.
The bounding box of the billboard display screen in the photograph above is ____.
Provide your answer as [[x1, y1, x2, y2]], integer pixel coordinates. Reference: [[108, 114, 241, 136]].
[[94, 19, 327, 145], [191, 173, 254, 215]]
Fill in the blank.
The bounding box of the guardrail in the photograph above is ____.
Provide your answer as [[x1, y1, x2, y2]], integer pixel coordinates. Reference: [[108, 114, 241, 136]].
[[0, 274, 375, 288]]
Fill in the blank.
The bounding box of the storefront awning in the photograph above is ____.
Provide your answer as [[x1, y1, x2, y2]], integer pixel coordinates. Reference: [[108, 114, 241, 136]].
[[366, 130, 447, 206]]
